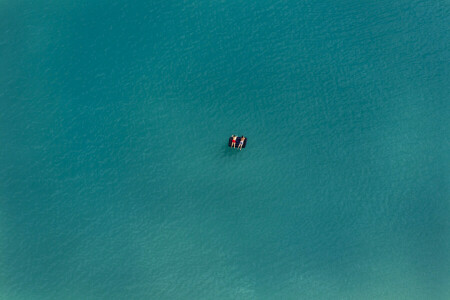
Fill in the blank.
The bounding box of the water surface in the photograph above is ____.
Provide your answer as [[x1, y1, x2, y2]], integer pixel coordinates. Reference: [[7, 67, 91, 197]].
[[1, 0, 449, 299]]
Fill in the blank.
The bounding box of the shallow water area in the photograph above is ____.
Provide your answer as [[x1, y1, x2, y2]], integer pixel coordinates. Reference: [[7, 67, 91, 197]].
[[1, 0, 449, 299]]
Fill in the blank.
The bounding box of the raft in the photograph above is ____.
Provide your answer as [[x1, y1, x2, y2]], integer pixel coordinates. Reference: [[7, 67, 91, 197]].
[[228, 136, 247, 148]]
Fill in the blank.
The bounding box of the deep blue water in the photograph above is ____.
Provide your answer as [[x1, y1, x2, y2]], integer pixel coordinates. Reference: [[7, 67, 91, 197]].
[[1, 0, 449, 299]]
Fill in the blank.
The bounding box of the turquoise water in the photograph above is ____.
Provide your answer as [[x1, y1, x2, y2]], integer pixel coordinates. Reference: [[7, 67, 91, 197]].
[[1, 0, 449, 299]]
